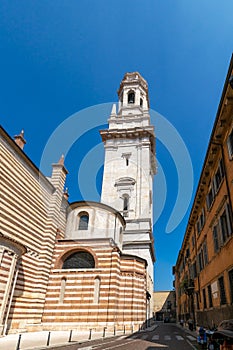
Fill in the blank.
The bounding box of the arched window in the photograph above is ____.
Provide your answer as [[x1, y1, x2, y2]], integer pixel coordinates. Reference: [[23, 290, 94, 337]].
[[62, 251, 95, 269], [123, 195, 129, 211], [128, 91, 135, 104], [78, 213, 89, 230], [140, 98, 143, 107]]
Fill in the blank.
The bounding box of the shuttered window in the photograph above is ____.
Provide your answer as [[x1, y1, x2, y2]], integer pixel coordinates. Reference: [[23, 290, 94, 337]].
[[218, 276, 227, 305], [227, 128, 233, 158]]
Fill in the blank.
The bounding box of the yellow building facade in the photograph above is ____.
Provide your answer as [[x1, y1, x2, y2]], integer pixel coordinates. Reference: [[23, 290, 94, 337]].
[[174, 56, 233, 328]]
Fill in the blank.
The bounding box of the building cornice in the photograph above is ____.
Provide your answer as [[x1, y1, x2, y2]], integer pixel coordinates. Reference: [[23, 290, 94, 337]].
[[100, 126, 155, 157], [69, 200, 126, 227], [0, 126, 55, 193]]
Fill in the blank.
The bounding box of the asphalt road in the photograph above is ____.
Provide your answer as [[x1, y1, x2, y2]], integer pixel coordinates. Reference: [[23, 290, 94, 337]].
[[49, 323, 198, 350]]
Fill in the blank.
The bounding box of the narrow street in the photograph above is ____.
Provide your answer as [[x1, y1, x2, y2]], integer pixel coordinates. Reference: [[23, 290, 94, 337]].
[[50, 323, 198, 350]]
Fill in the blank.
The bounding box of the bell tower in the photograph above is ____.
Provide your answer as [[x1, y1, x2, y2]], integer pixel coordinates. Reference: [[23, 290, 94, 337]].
[[100, 72, 156, 304]]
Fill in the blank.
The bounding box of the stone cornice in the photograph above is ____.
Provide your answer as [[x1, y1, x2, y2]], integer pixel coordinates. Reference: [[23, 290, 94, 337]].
[[100, 126, 155, 153], [117, 72, 149, 102], [120, 252, 148, 267], [123, 239, 156, 263], [108, 112, 150, 122], [69, 200, 126, 227]]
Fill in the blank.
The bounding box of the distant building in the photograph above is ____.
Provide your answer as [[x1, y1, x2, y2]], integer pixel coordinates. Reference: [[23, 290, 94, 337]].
[[174, 56, 233, 328], [153, 291, 176, 321], [0, 72, 156, 335]]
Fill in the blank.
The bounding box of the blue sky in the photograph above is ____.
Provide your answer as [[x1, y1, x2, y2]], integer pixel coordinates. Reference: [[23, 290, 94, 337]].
[[0, 1, 233, 290]]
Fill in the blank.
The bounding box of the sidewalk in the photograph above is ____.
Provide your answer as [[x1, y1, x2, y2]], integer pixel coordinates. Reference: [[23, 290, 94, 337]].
[[0, 328, 127, 350], [176, 322, 198, 336], [0, 319, 159, 350]]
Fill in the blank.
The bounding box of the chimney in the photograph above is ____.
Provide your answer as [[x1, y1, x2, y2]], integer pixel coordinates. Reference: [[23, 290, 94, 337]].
[[14, 130, 26, 150]]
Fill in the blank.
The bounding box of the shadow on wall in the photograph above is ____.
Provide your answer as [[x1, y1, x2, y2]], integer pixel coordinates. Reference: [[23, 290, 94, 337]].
[[6, 259, 25, 334]]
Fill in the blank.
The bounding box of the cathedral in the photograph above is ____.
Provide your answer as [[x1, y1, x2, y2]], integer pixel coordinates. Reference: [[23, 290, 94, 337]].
[[0, 72, 156, 335]]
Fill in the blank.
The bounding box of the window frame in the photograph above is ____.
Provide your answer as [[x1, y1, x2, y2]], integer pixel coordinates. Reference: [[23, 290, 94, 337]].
[[202, 288, 207, 309], [62, 251, 95, 270], [218, 276, 227, 305], [122, 193, 129, 213], [78, 212, 89, 230], [227, 128, 233, 159], [128, 91, 135, 104], [197, 208, 206, 234], [214, 159, 224, 193], [207, 284, 213, 308], [206, 185, 215, 210], [203, 241, 208, 266], [228, 268, 233, 304], [213, 224, 220, 253]]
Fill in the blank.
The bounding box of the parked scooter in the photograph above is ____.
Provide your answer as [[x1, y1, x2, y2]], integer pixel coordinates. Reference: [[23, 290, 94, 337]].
[[197, 327, 207, 349]]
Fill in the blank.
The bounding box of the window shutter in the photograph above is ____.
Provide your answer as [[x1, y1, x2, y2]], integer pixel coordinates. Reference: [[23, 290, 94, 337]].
[[227, 130, 233, 158]]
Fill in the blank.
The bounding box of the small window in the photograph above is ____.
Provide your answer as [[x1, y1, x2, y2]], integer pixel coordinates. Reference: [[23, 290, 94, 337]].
[[207, 285, 213, 308], [198, 251, 204, 272], [203, 241, 208, 265], [123, 195, 129, 211], [213, 204, 232, 248], [206, 186, 215, 210], [220, 210, 229, 244], [228, 269, 233, 304], [192, 261, 197, 278], [213, 224, 220, 253], [62, 251, 95, 269], [196, 209, 205, 234], [128, 91, 135, 104], [140, 98, 143, 107], [196, 292, 200, 310], [202, 288, 207, 309], [218, 276, 227, 305], [78, 213, 89, 230], [227, 128, 233, 158], [214, 159, 224, 192]]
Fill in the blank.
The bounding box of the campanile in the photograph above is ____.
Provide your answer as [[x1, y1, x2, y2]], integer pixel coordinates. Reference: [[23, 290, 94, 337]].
[[100, 72, 156, 307]]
